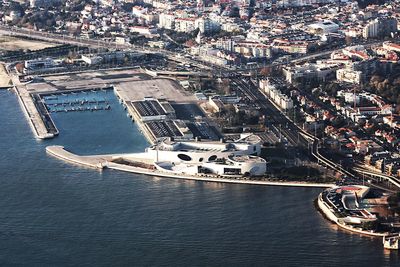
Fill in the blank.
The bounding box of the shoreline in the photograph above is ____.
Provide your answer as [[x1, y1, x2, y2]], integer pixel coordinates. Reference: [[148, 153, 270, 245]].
[[46, 145, 334, 188]]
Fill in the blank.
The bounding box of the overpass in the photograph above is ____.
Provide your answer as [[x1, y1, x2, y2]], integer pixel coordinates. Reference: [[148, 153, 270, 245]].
[[353, 167, 400, 189], [143, 68, 211, 78]]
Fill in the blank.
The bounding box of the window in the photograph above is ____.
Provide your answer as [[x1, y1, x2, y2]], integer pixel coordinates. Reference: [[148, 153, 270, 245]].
[[224, 168, 241, 175], [177, 154, 192, 161], [208, 155, 217, 161]]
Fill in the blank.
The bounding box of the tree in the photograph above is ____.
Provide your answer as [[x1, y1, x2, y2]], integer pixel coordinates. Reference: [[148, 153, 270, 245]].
[[191, 28, 200, 39], [185, 39, 196, 47], [345, 35, 353, 46], [259, 67, 271, 77], [219, 79, 231, 95], [15, 62, 24, 73]]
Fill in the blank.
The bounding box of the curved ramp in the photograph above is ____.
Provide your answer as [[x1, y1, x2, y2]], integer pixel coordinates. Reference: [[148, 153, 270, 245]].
[[46, 146, 111, 169]]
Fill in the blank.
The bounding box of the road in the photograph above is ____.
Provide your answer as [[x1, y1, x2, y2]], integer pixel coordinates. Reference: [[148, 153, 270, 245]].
[[0, 25, 390, 75], [0, 25, 212, 70]]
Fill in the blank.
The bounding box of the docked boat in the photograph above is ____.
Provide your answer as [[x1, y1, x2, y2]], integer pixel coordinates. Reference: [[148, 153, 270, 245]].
[[383, 235, 400, 250]]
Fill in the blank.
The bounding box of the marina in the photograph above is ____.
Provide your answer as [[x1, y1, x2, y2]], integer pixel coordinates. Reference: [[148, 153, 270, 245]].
[[11, 69, 197, 140], [15, 84, 114, 138], [44, 95, 112, 113]]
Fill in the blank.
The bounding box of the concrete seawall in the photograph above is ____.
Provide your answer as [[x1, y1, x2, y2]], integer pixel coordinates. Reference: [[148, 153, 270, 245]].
[[317, 193, 339, 223], [107, 161, 333, 188], [46, 145, 334, 188], [113, 87, 156, 144], [337, 221, 387, 237]]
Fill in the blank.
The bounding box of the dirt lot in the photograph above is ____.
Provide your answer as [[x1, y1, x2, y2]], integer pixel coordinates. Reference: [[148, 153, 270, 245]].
[[24, 69, 196, 104], [115, 78, 196, 103], [0, 35, 57, 51]]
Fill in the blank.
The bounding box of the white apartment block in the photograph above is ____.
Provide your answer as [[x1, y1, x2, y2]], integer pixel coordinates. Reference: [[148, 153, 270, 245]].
[[259, 79, 293, 110], [336, 68, 364, 84]]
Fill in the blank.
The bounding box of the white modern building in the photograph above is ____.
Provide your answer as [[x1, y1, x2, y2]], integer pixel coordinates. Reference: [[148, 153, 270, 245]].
[[154, 155, 266, 177], [308, 20, 339, 34], [81, 55, 103, 65], [336, 68, 364, 84], [122, 134, 266, 177], [141, 134, 262, 162], [24, 58, 55, 70], [259, 79, 293, 110], [158, 13, 175, 30]]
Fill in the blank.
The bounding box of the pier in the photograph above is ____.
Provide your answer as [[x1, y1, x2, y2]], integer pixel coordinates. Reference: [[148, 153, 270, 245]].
[[11, 72, 58, 139], [32, 94, 59, 135], [15, 85, 58, 139]]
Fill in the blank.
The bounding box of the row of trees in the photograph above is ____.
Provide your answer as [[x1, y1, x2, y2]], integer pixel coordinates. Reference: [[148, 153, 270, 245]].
[[366, 74, 400, 112]]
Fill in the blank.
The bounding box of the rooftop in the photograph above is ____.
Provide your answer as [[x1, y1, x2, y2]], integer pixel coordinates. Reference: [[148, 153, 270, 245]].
[[131, 99, 166, 118]]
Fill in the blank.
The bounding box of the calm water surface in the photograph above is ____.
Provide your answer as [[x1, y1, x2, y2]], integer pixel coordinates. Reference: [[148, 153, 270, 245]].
[[0, 90, 399, 266]]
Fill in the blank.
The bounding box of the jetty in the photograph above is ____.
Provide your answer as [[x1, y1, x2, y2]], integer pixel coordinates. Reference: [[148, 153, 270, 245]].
[[15, 85, 58, 139]]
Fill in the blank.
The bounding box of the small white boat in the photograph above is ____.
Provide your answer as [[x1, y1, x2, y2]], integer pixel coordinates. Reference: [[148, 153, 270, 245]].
[[383, 235, 400, 250]]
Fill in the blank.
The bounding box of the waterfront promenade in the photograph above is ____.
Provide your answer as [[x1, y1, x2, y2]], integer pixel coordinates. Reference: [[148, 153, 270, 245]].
[[46, 145, 334, 188]]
